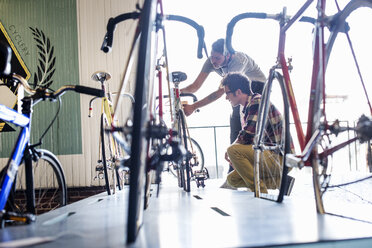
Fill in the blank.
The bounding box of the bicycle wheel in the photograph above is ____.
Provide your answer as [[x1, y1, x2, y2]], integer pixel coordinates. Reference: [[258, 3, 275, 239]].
[[189, 137, 208, 188], [177, 110, 192, 192], [253, 70, 290, 202], [168, 130, 205, 188], [311, 0, 372, 214], [127, 0, 158, 243], [189, 137, 204, 173], [11, 149, 67, 215], [100, 113, 117, 195]]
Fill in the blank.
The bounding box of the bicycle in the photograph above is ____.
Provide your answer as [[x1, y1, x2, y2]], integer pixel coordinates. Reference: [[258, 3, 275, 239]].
[[88, 71, 134, 195], [225, 0, 372, 214], [0, 42, 104, 225], [157, 70, 208, 191], [100, 0, 207, 242]]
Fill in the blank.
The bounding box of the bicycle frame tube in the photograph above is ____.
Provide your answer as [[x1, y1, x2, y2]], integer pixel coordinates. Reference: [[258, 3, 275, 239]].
[[102, 96, 114, 126], [277, 0, 315, 151], [0, 104, 31, 210], [278, 31, 306, 150], [0, 104, 29, 127], [113, 32, 141, 118], [157, 65, 164, 120], [305, 0, 326, 145]]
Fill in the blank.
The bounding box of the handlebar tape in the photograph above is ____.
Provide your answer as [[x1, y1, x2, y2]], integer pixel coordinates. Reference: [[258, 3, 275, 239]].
[[166, 15, 205, 59], [101, 12, 140, 53], [226, 13, 267, 54], [226, 13, 315, 54], [75, 85, 104, 97]]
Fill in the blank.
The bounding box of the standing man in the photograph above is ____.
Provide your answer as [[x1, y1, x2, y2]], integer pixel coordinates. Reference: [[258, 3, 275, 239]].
[[181, 38, 266, 172]]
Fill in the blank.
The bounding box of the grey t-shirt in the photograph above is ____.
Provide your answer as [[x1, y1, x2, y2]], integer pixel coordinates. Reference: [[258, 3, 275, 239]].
[[201, 51, 267, 83]]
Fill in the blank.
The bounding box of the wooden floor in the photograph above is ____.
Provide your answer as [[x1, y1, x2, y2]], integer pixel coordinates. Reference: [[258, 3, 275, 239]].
[[1, 171, 372, 248]]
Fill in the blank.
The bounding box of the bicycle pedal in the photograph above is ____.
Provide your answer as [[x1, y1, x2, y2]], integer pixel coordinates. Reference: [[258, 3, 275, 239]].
[[2, 211, 36, 225], [194, 170, 209, 180]]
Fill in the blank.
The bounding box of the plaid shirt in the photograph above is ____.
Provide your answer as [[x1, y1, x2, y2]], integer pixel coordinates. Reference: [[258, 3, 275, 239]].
[[237, 93, 283, 145]]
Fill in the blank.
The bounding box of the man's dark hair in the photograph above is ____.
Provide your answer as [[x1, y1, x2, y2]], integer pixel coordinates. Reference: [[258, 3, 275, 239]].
[[211, 38, 225, 54], [222, 73, 252, 95]]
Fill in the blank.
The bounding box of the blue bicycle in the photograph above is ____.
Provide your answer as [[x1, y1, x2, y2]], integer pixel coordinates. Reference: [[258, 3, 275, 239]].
[[0, 42, 103, 226]]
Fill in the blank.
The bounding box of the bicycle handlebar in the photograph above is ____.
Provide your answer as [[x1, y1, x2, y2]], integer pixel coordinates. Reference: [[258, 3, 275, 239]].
[[160, 93, 198, 103], [101, 12, 141, 53], [74, 85, 104, 97], [225, 12, 316, 54], [180, 93, 198, 103], [165, 15, 206, 59], [12, 74, 104, 101]]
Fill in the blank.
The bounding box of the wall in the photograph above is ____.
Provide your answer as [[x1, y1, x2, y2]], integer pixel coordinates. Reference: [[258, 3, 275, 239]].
[[0, 0, 140, 187]]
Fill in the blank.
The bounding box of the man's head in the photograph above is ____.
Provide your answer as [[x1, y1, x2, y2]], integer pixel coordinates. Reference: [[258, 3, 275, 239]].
[[210, 38, 231, 69], [222, 73, 252, 107]]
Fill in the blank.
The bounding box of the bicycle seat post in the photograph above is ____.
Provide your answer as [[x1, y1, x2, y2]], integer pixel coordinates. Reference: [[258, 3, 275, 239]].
[[91, 71, 112, 93]]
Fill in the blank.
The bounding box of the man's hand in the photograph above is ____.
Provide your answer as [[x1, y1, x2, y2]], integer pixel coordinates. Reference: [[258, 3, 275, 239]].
[[183, 104, 196, 116]]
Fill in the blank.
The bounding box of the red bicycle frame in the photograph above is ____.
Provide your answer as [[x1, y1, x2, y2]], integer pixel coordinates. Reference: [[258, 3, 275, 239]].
[[276, 0, 358, 165]]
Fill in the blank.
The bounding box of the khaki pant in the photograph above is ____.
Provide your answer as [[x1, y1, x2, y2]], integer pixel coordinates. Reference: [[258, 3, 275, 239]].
[[226, 143, 282, 193]]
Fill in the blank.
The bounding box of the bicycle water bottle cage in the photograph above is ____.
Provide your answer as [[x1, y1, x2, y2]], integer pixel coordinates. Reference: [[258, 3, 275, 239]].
[[0, 41, 12, 77], [171, 71, 187, 83]]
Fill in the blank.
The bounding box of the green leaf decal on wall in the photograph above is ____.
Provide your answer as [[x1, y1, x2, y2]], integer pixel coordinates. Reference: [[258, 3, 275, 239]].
[[29, 27, 56, 89]]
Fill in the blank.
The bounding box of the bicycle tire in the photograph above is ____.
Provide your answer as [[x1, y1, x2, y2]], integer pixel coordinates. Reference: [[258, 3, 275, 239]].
[[189, 137, 208, 188], [169, 160, 184, 188], [173, 110, 186, 189], [189, 137, 204, 172], [178, 110, 191, 192], [11, 149, 67, 215], [254, 70, 290, 202], [127, 0, 158, 243], [311, 0, 372, 214], [100, 113, 116, 195]]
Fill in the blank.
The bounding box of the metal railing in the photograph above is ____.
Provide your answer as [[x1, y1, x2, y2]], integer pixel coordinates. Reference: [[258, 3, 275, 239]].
[[188, 120, 369, 179]]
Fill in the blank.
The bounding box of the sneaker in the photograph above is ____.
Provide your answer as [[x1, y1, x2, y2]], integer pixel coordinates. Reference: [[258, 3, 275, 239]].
[[284, 176, 295, 196], [220, 180, 237, 190]]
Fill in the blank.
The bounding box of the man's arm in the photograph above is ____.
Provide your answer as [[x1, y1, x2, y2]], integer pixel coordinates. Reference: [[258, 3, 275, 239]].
[[183, 87, 224, 116], [236, 96, 260, 144], [180, 71, 209, 93]]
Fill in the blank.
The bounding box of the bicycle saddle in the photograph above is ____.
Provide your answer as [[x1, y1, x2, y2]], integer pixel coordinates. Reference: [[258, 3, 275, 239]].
[[0, 41, 12, 77], [91, 71, 111, 83], [171, 71, 187, 83]]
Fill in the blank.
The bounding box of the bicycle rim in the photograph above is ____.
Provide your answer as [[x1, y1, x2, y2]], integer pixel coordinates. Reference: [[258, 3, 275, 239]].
[[312, 0, 372, 215], [100, 113, 116, 195], [254, 70, 290, 202], [189, 137, 207, 188], [127, 0, 158, 243], [189, 137, 204, 172], [14, 149, 67, 215]]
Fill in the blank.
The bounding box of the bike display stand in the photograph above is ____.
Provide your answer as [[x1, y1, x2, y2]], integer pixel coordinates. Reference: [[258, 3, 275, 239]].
[[1, 175, 372, 247]]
